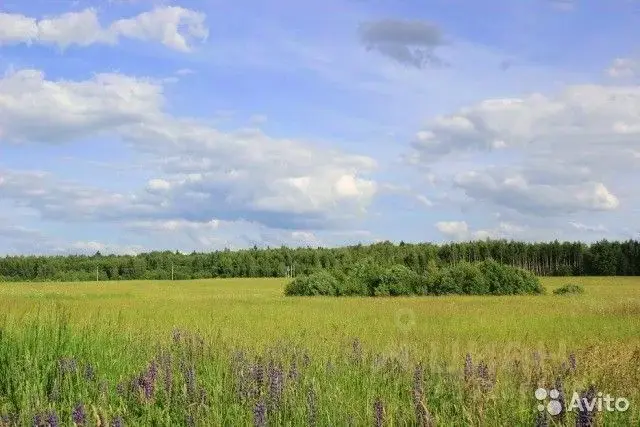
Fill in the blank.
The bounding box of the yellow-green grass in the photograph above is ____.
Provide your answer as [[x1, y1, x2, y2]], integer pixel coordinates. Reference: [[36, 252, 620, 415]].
[[0, 277, 639, 426]]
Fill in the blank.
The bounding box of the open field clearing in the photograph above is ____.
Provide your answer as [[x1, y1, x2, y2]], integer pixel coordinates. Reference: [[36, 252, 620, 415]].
[[1, 277, 639, 425]]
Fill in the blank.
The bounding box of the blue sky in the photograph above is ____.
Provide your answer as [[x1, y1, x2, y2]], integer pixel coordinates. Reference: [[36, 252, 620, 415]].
[[1, 0, 639, 255]]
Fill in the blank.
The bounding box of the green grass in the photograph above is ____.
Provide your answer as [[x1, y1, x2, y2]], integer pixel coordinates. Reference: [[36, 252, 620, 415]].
[[0, 277, 639, 426]]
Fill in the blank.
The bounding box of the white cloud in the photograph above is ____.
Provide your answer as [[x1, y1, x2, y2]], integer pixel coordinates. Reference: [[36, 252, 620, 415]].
[[0, 6, 207, 51], [607, 57, 640, 79], [435, 221, 469, 241], [0, 69, 378, 230], [0, 69, 163, 144], [436, 220, 531, 241], [569, 221, 608, 232], [409, 84, 640, 217]]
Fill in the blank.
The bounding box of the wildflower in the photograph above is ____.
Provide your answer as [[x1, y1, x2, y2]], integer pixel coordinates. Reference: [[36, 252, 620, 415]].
[[33, 414, 44, 427], [568, 353, 577, 372], [45, 411, 60, 427], [534, 410, 549, 427], [268, 362, 284, 412], [181, 365, 196, 399], [307, 387, 317, 427], [58, 357, 78, 376], [253, 362, 265, 390], [172, 329, 182, 344], [288, 361, 298, 381], [84, 364, 95, 382], [71, 403, 86, 426], [373, 398, 385, 427], [554, 376, 566, 422], [575, 385, 597, 427], [116, 382, 126, 396], [110, 416, 124, 427], [253, 400, 267, 427], [464, 353, 473, 383]]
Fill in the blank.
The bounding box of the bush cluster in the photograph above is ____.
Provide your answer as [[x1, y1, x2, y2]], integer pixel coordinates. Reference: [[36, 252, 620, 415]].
[[284, 259, 544, 296], [553, 283, 585, 295]]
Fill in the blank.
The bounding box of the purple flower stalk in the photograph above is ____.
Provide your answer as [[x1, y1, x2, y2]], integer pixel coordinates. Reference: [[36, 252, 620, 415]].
[[464, 353, 473, 383], [568, 353, 577, 372], [72, 402, 86, 426], [46, 411, 60, 427], [374, 398, 384, 427], [307, 387, 317, 427], [253, 400, 267, 427], [84, 364, 95, 381], [110, 416, 124, 427]]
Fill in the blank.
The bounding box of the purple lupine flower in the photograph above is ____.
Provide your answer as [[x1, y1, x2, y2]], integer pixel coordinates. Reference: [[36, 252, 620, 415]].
[[412, 364, 424, 405], [172, 329, 182, 344], [534, 410, 549, 427], [253, 362, 265, 390], [33, 413, 44, 427], [253, 400, 267, 427], [554, 377, 566, 422], [288, 361, 298, 382], [373, 398, 384, 427], [84, 364, 95, 381], [307, 387, 317, 427], [302, 352, 311, 368], [413, 364, 433, 426], [268, 362, 284, 411], [110, 416, 124, 427], [568, 353, 577, 372], [45, 411, 60, 427], [575, 385, 597, 427], [184, 366, 196, 397], [116, 382, 126, 396], [464, 353, 473, 383], [58, 357, 78, 376], [72, 402, 86, 426]]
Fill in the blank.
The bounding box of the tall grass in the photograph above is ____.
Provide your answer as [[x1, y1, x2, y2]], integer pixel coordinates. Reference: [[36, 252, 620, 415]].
[[0, 277, 638, 425]]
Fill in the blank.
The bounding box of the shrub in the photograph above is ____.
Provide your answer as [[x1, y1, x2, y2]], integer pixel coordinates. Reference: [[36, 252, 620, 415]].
[[284, 270, 339, 296], [431, 262, 488, 295], [285, 260, 544, 297], [553, 284, 585, 295], [376, 265, 421, 296]]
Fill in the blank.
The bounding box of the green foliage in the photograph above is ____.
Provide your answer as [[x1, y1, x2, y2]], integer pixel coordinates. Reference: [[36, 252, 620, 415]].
[[284, 270, 339, 296], [286, 260, 543, 297], [2, 239, 640, 282], [553, 283, 585, 295]]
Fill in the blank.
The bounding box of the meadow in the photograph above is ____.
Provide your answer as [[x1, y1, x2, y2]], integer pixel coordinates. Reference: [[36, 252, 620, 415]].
[[0, 277, 638, 426]]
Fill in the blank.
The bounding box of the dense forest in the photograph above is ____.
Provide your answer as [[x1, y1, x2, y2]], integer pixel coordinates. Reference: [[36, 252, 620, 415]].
[[1, 239, 639, 282]]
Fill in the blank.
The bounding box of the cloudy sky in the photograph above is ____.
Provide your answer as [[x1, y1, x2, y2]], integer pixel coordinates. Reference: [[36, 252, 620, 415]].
[[1, 0, 639, 255]]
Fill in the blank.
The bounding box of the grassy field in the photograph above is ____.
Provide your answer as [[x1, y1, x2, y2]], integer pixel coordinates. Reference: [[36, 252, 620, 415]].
[[0, 277, 638, 426]]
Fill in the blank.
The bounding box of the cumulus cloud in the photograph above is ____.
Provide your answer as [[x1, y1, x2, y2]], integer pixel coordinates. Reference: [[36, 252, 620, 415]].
[[454, 170, 619, 215], [0, 6, 208, 51], [0, 69, 163, 144], [436, 220, 530, 241], [358, 19, 447, 68], [409, 84, 640, 216], [0, 69, 378, 230], [435, 221, 469, 241], [607, 57, 640, 78]]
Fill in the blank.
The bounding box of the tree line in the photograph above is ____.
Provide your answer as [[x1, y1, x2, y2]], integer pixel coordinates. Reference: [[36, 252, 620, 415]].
[[1, 239, 639, 282]]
